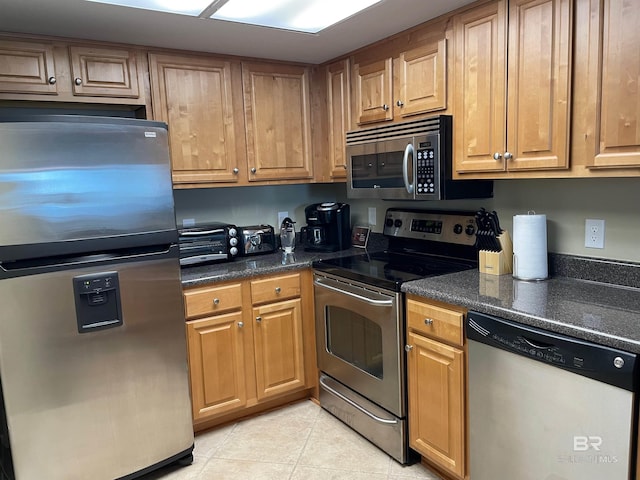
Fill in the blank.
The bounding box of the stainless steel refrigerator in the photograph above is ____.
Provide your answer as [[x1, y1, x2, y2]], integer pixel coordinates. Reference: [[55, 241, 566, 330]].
[[0, 115, 194, 479]]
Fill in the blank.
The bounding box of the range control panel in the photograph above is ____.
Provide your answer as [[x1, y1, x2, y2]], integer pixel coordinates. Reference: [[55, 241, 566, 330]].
[[382, 208, 477, 246]]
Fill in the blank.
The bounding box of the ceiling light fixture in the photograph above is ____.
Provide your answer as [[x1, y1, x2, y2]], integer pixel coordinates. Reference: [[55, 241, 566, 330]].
[[86, 0, 383, 32]]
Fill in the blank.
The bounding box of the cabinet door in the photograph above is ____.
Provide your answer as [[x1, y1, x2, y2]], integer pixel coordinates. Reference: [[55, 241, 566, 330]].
[[0, 40, 57, 94], [407, 332, 465, 478], [186, 311, 247, 421], [397, 39, 447, 118], [506, 0, 572, 170], [327, 59, 351, 179], [242, 62, 313, 181], [252, 298, 305, 401], [149, 53, 242, 185], [68, 46, 139, 98], [453, 1, 508, 173], [354, 57, 393, 125], [592, 0, 640, 168]]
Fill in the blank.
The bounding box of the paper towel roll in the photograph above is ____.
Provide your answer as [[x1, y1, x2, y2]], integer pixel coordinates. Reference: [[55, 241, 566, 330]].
[[512, 213, 548, 280]]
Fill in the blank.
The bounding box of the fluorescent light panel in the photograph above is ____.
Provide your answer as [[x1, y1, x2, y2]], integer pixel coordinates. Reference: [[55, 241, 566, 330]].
[[86, 0, 383, 32]]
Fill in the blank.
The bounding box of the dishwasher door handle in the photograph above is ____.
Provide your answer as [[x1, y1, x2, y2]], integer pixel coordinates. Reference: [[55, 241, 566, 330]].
[[314, 278, 393, 307]]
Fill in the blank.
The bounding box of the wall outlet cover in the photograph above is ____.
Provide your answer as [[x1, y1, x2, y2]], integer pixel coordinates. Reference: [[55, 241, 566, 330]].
[[585, 218, 605, 249], [368, 207, 377, 226], [278, 211, 289, 227]]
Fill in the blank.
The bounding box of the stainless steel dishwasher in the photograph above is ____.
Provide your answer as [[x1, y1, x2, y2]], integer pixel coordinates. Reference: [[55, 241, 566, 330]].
[[467, 311, 638, 480]]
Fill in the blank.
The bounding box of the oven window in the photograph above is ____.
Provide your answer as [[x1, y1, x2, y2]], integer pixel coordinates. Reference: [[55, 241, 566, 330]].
[[326, 306, 383, 379]]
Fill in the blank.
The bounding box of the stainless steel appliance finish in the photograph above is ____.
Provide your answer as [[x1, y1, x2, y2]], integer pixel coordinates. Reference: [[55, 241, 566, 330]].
[[313, 208, 480, 464], [467, 311, 638, 480], [0, 116, 194, 480], [239, 224, 276, 256], [178, 223, 239, 265], [346, 115, 493, 201]]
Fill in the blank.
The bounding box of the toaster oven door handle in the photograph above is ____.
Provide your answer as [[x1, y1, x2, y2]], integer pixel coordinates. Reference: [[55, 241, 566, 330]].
[[180, 228, 225, 236], [402, 143, 414, 195], [314, 278, 393, 307]]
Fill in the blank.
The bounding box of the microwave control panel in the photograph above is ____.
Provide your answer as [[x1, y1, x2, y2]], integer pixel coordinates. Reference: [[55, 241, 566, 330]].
[[415, 135, 439, 196]]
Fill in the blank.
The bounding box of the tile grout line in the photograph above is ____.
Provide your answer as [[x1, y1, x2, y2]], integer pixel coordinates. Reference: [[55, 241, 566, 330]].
[[286, 399, 324, 479]]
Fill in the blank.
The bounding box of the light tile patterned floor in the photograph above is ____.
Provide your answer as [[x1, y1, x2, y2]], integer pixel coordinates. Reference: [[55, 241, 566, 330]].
[[141, 399, 443, 480]]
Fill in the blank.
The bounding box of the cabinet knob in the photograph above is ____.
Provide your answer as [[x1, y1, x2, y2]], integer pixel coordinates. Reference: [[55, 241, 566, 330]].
[[275, 287, 281, 294], [404, 345, 413, 352], [251, 167, 257, 174], [237, 321, 244, 328], [382, 104, 389, 111], [48, 76, 56, 85], [343, 164, 347, 169], [233, 168, 239, 174], [396, 100, 404, 107], [424, 318, 434, 326], [504, 152, 513, 160], [493, 152, 502, 160], [74, 78, 83, 86], [213, 298, 220, 305], [256, 316, 262, 323]]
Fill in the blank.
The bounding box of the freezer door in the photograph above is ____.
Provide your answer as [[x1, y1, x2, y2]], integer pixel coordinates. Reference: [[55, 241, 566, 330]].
[[0, 116, 177, 261], [0, 255, 193, 480]]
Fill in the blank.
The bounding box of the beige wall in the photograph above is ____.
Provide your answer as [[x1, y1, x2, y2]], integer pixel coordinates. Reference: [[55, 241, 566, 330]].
[[174, 177, 640, 263]]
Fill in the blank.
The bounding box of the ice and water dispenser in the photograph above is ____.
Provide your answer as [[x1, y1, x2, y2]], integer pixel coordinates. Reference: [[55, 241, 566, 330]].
[[73, 272, 123, 333]]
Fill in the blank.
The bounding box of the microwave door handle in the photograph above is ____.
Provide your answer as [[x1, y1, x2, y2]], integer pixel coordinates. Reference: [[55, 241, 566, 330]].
[[402, 143, 415, 194]]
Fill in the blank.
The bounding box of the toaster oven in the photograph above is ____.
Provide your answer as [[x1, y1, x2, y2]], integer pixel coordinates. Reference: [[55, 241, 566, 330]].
[[178, 223, 239, 266]]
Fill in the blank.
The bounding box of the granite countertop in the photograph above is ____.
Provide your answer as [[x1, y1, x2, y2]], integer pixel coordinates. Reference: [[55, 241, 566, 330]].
[[402, 270, 640, 354]]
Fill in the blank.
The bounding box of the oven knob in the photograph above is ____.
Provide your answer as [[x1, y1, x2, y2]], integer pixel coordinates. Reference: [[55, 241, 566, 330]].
[[230, 246, 238, 256], [453, 224, 463, 235], [385, 218, 394, 227], [394, 219, 403, 228], [465, 224, 476, 236], [228, 227, 237, 237], [229, 237, 238, 246]]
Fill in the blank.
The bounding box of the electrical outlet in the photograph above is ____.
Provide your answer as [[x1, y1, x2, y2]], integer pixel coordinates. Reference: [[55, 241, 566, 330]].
[[278, 211, 289, 227], [368, 207, 377, 226], [182, 218, 195, 227], [585, 219, 605, 249]]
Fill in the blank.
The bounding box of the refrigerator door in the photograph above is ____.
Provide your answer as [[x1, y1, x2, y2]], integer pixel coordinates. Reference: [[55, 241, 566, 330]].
[[0, 251, 194, 480], [0, 116, 177, 262]]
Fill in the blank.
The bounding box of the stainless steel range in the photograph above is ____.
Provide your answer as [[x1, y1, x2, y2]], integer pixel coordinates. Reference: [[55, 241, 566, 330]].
[[312, 208, 479, 464]]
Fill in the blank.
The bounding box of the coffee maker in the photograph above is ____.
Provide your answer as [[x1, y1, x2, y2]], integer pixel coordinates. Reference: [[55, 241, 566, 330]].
[[300, 202, 351, 252]]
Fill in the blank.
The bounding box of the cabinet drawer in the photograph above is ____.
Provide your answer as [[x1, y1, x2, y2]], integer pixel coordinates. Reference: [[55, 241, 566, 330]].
[[250, 273, 301, 305], [184, 283, 243, 319], [406, 298, 463, 346]]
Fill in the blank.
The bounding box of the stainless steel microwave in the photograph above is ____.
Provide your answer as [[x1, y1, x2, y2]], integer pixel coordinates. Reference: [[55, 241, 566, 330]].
[[346, 115, 493, 200]]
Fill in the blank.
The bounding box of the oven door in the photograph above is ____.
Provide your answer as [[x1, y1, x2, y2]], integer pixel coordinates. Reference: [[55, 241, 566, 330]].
[[346, 136, 416, 200], [313, 272, 405, 417]]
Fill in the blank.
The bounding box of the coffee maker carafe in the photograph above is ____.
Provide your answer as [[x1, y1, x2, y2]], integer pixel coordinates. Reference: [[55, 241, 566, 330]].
[[301, 202, 351, 252]]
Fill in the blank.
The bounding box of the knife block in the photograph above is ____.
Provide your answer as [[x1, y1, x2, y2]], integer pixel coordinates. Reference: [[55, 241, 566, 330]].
[[479, 230, 513, 275]]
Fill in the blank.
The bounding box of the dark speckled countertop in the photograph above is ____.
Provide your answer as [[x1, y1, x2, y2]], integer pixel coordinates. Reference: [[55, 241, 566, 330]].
[[402, 269, 640, 354]]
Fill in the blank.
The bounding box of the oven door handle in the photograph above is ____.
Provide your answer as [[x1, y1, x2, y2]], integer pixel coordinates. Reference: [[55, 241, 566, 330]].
[[319, 376, 398, 425], [314, 278, 393, 306], [402, 143, 414, 194]]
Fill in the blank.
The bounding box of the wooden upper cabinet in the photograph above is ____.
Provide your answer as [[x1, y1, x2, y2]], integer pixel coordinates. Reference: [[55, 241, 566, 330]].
[[396, 39, 447, 118], [454, 0, 572, 174], [68, 46, 139, 98], [242, 62, 313, 181], [0, 40, 58, 94], [353, 57, 393, 125], [590, 0, 640, 168], [327, 59, 351, 179], [149, 53, 243, 185]]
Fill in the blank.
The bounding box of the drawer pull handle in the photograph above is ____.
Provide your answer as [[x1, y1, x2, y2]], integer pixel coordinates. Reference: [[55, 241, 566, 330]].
[[74, 77, 83, 86], [48, 76, 57, 85], [213, 298, 220, 305], [237, 321, 244, 328], [404, 345, 413, 352], [275, 287, 281, 294], [424, 318, 433, 326], [256, 316, 262, 323]]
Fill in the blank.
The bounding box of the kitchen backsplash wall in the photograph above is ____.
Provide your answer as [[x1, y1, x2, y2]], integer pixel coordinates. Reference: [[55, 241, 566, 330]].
[[174, 177, 640, 263]]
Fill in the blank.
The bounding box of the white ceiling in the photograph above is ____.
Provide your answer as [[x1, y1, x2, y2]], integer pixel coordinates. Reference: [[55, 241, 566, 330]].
[[0, 0, 477, 64]]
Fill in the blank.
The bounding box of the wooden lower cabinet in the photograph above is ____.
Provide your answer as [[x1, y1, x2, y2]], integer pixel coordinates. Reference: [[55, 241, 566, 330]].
[[183, 270, 315, 429], [406, 295, 466, 479]]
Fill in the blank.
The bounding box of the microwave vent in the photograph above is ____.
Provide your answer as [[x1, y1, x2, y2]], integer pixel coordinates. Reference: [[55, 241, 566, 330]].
[[346, 116, 445, 145]]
